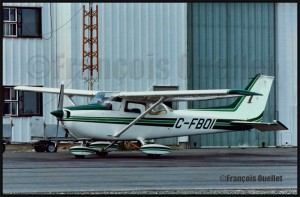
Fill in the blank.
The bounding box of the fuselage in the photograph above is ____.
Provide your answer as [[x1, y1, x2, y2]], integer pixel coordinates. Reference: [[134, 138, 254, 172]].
[[59, 98, 252, 141]]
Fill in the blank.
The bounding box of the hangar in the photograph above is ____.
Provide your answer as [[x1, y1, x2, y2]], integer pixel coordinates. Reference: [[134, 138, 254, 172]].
[[2, 3, 297, 148]]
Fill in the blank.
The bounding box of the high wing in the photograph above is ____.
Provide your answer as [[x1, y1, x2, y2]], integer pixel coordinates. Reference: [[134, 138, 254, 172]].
[[14, 86, 118, 98], [115, 89, 262, 102], [14, 86, 261, 102]]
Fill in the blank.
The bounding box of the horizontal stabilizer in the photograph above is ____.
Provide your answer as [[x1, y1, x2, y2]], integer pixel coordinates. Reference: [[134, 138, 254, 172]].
[[230, 120, 288, 131]]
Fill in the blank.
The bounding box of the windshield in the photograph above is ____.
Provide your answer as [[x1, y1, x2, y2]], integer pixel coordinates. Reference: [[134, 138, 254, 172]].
[[89, 93, 123, 111], [89, 92, 109, 104]]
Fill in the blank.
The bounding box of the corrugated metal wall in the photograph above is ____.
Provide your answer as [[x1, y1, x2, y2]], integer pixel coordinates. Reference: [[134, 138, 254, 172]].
[[3, 3, 188, 143], [3, 3, 59, 142], [276, 3, 297, 147], [187, 3, 276, 147], [68, 3, 187, 93]]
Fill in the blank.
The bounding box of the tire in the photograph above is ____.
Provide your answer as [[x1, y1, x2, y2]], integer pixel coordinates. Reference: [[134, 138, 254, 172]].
[[34, 144, 46, 152], [46, 142, 57, 153], [75, 155, 85, 159], [2, 144, 5, 153]]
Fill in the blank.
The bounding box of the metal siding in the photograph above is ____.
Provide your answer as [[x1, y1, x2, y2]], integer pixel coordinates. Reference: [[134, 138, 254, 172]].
[[276, 3, 297, 147], [187, 3, 276, 148], [100, 3, 187, 92], [3, 3, 58, 142], [68, 4, 187, 102], [3, 3, 187, 144], [11, 118, 31, 142]]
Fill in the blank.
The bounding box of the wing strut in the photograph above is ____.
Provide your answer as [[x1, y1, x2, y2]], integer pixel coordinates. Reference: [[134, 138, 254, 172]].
[[113, 96, 166, 138], [101, 140, 119, 152]]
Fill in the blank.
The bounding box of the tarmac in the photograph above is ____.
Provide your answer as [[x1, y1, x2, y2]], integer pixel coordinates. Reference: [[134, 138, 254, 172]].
[[2, 143, 297, 195]]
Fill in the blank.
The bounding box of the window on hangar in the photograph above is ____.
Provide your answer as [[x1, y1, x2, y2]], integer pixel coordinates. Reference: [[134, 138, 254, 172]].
[[3, 7, 42, 38], [3, 86, 43, 117]]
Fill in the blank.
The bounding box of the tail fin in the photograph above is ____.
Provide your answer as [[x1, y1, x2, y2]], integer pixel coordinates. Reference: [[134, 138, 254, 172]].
[[233, 74, 274, 121], [227, 75, 288, 131]]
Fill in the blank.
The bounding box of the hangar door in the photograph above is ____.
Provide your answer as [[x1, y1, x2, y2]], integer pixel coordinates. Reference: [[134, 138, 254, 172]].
[[187, 3, 276, 148]]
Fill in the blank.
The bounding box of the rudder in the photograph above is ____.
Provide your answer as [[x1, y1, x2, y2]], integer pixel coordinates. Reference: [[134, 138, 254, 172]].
[[234, 74, 274, 121]]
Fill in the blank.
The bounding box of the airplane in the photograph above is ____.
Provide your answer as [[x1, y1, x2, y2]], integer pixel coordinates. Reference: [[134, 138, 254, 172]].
[[14, 74, 288, 158]]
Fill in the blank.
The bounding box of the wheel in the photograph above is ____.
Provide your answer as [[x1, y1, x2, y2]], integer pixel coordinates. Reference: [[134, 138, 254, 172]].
[[2, 144, 5, 153], [75, 155, 85, 159], [96, 151, 108, 157], [46, 142, 57, 153], [34, 144, 46, 152]]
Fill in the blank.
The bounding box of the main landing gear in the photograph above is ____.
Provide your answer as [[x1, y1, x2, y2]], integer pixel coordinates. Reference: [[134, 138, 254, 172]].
[[138, 139, 172, 159], [141, 144, 171, 158], [68, 140, 172, 159], [69, 141, 119, 159]]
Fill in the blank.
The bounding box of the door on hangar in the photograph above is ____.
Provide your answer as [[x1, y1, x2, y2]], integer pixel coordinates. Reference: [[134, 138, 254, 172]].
[[187, 3, 276, 148]]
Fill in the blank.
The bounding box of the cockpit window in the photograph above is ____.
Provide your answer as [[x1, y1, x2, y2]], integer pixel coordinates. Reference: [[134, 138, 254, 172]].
[[90, 92, 122, 104], [100, 101, 113, 110], [65, 93, 121, 111], [89, 92, 108, 104], [87, 93, 122, 111], [124, 101, 145, 114], [111, 96, 122, 102], [101, 97, 122, 111], [149, 103, 168, 115]]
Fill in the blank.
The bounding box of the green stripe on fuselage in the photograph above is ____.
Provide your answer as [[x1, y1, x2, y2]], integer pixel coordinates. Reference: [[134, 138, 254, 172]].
[[63, 116, 177, 127], [212, 112, 264, 130]]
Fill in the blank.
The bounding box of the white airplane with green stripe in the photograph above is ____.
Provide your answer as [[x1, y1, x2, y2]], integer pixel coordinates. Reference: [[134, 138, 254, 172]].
[[15, 74, 288, 158]]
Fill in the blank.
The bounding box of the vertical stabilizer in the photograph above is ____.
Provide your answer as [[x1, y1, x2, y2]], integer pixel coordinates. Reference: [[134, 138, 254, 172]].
[[234, 74, 274, 121]]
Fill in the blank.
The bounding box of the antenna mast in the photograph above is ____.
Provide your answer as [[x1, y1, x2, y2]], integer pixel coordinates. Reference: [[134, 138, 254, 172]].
[[82, 3, 98, 90]]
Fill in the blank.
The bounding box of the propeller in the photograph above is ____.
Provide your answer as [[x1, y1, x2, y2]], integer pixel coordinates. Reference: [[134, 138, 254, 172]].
[[51, 82, 64, 119], [50, 82, 64, 150]]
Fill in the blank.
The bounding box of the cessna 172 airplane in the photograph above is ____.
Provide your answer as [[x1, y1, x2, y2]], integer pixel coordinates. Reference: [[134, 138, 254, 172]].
[[14, 74, 288, 158]]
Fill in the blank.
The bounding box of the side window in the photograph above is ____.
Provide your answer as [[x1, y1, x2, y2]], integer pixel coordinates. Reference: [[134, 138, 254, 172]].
[[149, 104, 167, 115], [124, 102, 145, 114]]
